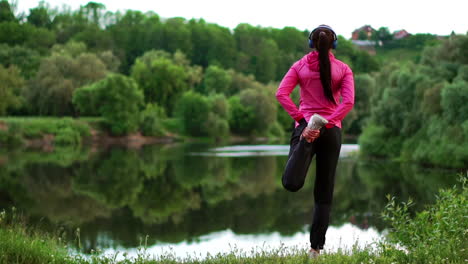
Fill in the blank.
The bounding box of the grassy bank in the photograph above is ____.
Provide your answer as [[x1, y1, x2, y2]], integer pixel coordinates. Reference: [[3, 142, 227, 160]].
[[1, 174, 466, 264], [0, 117, 284, 149], [0, 117, 93, 148]]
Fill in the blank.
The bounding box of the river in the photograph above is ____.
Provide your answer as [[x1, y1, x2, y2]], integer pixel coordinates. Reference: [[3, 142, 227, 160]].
[[0, 143, 456, 259]]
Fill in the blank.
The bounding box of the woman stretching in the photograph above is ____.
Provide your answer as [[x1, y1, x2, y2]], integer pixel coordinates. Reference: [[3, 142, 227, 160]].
[[275, 25, 355, 258]]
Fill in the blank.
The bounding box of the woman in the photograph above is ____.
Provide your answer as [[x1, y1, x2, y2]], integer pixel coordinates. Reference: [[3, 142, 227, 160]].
[[275, 25, 354, 257]]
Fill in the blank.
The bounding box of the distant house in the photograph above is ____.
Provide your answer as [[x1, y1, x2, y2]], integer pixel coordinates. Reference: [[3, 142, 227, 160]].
[[352, 25, 376, 40], [393, 29, 411, 39]]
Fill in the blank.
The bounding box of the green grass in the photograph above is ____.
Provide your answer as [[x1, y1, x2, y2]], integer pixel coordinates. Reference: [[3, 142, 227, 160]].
[[0, 117, 92, 147], [1, 174, 466, 264]]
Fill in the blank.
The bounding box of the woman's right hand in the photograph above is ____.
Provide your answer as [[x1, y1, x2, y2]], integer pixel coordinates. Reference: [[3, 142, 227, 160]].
[[301, 127, 320, 143]]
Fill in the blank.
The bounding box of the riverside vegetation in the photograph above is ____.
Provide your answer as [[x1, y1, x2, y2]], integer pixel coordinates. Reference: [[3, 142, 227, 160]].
[[0, 174, 466, 264]]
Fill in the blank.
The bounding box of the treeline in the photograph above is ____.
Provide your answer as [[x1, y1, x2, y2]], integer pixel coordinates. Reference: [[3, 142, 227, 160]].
[[0, 0, 380, 140], [358, 34, 468, 168]]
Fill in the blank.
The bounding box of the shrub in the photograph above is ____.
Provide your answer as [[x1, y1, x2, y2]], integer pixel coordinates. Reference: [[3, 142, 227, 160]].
[[204, 112, 229, 139], [139, 103, 166, 137], [382, 175, 467, 262], [268, 121, 285, 139], [73, 74, 144, 136], [175, 91, 211, 137], [229, 89, 277, 136], [54, 127, 81, 146]]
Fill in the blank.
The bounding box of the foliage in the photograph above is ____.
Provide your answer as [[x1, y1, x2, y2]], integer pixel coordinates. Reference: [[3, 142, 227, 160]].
[[131, 50, 192, 114], [382, 175, 467, 262], [174, 91, 211, 137], [0, 65, 23, 115], [27, 43, 109, 116], [0, 117, 91, 148], [229, 88, 277, 135], [73, 74, 144, 135], [359, 34, 468, 168], [139, 103, 166, 137], [0, 0, 16, 23], [199, 65, 232, 95], [0, 44, 41, 79]]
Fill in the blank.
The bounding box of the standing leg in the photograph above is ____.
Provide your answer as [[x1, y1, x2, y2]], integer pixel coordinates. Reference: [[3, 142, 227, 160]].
[[309, 126, 342, 250]]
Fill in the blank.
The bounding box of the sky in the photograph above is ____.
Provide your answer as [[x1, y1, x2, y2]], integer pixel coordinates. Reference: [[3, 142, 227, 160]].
[[14, 0, 468, 38]]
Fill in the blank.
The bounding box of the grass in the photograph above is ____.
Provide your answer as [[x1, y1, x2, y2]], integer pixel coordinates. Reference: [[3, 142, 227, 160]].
[[0, 117, 92, 147]]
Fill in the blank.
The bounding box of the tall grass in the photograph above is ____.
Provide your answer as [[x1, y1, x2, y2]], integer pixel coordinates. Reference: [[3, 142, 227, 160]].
[[0, 174, 466, 264], [0, 117, 91, 147]]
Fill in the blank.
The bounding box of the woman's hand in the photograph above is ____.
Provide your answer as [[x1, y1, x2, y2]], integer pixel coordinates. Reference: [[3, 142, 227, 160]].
[[301, 128, 320, 143]]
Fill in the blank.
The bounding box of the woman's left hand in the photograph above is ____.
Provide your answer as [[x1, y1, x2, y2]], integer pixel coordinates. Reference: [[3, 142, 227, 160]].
[[301, 128, 320, 143]]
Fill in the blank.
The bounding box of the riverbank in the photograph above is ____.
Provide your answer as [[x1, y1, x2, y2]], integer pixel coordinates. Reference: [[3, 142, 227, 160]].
[[1, 174, 465, 264], [0, 117, 281, 150]]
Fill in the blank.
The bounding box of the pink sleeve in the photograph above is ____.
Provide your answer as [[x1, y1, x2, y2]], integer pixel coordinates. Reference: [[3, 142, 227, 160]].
[[275, 66, 304, 122], [328, 66, 355, 125]]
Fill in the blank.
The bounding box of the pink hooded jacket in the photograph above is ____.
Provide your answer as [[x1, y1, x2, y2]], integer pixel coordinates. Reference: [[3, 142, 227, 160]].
[[275, 51, 355, 128]]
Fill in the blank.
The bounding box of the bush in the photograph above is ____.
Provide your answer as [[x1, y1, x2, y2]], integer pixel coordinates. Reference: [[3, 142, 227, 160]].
[[204, 112, 229, 140], [358, 124, 403, 158], [268, 121, 285, 139], [441, 80, 468, 123], [382, 175, 467, 262], [139, 103, 166, 137], [228, 95, 256, 135], [175, 91, 211, 137], [73, 74, 144, 136], [54, 127, 82, 146]]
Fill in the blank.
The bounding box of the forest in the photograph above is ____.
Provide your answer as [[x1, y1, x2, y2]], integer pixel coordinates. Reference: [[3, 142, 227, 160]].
[[0, 0, 467, 168]]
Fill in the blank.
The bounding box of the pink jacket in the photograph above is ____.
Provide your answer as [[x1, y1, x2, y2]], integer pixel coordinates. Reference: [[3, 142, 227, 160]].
[[275, 51, 354, 128]]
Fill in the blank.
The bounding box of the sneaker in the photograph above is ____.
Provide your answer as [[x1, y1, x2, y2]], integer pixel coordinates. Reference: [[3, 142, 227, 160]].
[[308, 248, 320, 259]]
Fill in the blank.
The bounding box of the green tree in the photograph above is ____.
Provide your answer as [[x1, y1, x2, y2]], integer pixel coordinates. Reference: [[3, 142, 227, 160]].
[[441, 80, 468, 123], [27, 44, 108, 116], [376, 27, 392, 42], [139, 103, 166, 136], [0, 44, 41, 79], [199, 65, 232, 95], [73, 74, 144, 135], [131, 51, 189, 114], [174, 91, 211, 137], [27, 2, 52, 28], [0, 65, 23, 115], [229, 88, 277, 135], [83, 2, 105, 25], [107, 10, 163, 73], [0, 0, 16, 23]]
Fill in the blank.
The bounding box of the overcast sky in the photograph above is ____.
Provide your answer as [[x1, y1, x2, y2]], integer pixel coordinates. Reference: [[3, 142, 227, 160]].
[[15, 0, 468, 38]]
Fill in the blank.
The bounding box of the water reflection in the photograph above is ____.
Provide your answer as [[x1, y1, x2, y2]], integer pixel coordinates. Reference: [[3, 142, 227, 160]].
[[0, 143, 457, 256]]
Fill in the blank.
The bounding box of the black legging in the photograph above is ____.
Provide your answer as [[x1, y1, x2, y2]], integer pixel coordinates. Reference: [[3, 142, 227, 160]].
[[283, 122, 342, 250]]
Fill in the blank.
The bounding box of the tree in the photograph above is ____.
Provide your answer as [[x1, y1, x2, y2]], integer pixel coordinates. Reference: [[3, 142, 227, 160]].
[[0, 44, 41, 79], [375, 27, 392, 42], [199, 65, 232, 95], [27, 43, 108, 115], [83, 2, 105, 25], [107, 10, 163, 73], [174, 91, 211, 137], [27, 2, 52, 28], [131, 50, 189, 114], [0, 0, 16, 23], [73, 74, 144, 135], [229, 88, 277, 135], [0, 65, 23, 115], [441, 81, 468, 123]]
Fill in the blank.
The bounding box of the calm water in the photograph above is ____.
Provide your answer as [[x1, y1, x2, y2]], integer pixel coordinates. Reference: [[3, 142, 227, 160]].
[[0, 143, 456, 258]]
